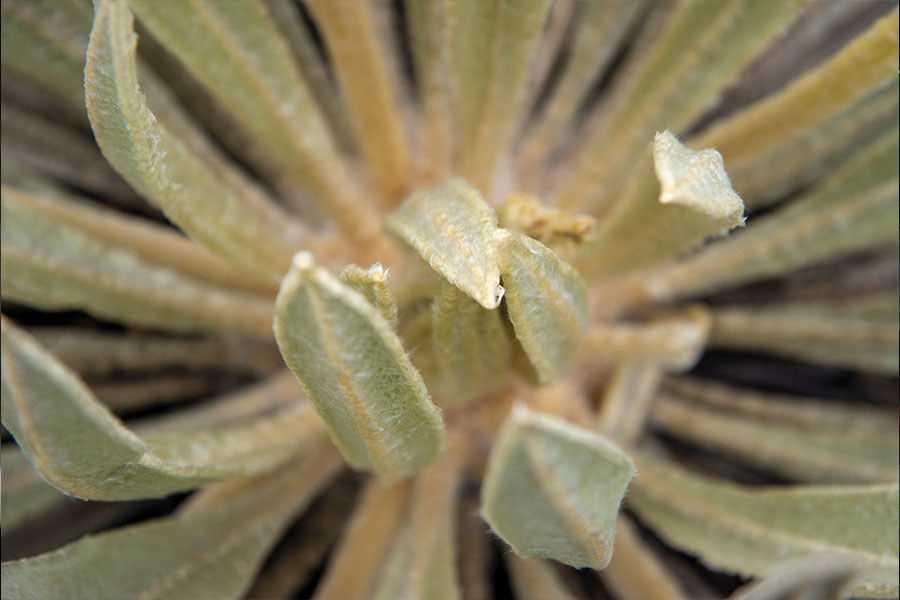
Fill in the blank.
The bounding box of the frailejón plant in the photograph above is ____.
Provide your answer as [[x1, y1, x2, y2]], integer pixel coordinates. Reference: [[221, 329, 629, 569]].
[[1, 1, 898, 599]]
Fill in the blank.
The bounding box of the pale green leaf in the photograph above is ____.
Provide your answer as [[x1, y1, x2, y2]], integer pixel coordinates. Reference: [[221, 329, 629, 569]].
[[385, 178, 503, 309], [405, 0, 453, 182], [0, 448, 343, 600], [0, 187, 275, 336], [0, 444, 68, 530], [556, 0, 804, 213], [1, 319, 325, 500], [596, 362, 663, 445], [127, 0, 382, 246], [0, 0, 93, 125], [585, 306, 711, 372], [315, 480, 412, 600], [505, 555, 578, 600], [603, 516, 688, 600], [481, 405, 636, 570], [708, 296, 899, 375], [85, 0, 309, 282], [338, 263, 399, 326], [727, 553, 862, 600], [431, 281, 511, 407], [599, 128, 899, 309], [32, 328, 280, 379], [516, 0, 649, 185], [305, 0, 411, 205], [694, 9, 900, 209], [576, 132, 745, 280], [627, 454, 900, 598], [274, 252, 446, 482], [653, 386, 898, 484], [494, 229, 588, 382], [446, 0, 552, 190], [372, 442, 465, 600]]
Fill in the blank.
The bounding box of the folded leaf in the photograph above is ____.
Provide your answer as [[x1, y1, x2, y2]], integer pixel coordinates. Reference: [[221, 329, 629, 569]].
[[385, 178, 503, 309], [628, 453, 900, 598], [0, 448, 343, 600], [1, 319, 324, 500], [1, 188, 274, 335], [338, 263, 399, 326], [431, 281, 512, 406], [85, 0, 309, 282], [482, 405, 636, 569], [577, 132, 745, 280], [495, 229, 588, 382], [274, 252, 446, 482]]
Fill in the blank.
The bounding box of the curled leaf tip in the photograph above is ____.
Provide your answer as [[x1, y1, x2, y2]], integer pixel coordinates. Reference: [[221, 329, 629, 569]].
[[653, 130, 745, 227]]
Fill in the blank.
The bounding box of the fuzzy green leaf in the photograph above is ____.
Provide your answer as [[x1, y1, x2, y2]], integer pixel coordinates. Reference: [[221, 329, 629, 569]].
[[482, 406, 636, 570], [0, 449, 343, 600], [385, 178, 503, 309], [0, 187, 275, 336], [628, 454, 900, 598], [494, 229, 588, 382], [274, 252, 446, 483], [431, 281, 511, 406], [338, 263, 399, 326], [85, 0, 308, 282], [0, 319, 325, 500]]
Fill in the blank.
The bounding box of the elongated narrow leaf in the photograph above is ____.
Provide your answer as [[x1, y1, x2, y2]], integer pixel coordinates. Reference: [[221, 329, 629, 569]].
[[628, 454, 900, 598], [339, 263, 399, 326], [3, 181, 275, 294], [506, 555, 578, 600], [0, 444, 68, 530], [577, 132, 745, 280], [482, 405, 636, 570], [405, 0, 453, 182], [0, 319, 324, 500], [385, 179, 503, 309], [85, 0, 310, 282], [694, 9, 900, 208], [305, 0, 410, 204], [728, 553, 862, 600], [516, 0, 648, 184], [596, 362, 663, 445], [315, 480, 412, 600], [274, 252, 445, 482], [556, 0, 804, 212], [495, 229, 588, 382], [0, 0, 93, 125], [604, 516, 688, 600], [446, 0, 552, 190], [32, 328, 280, 378], [1, 188, 274, 335], [0, 449, 343, 600], [653, 391, 898, 484], [584, 307, 711, 372], [127, 0, 382, 246], [431, 281, 511, 406], [708, 296, 899, 375], [373, 442, 465, 600]]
